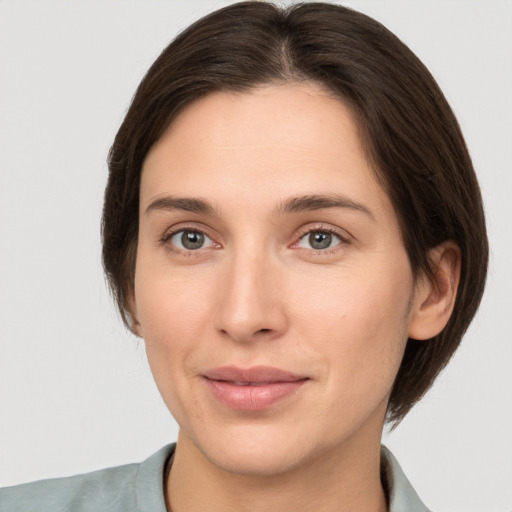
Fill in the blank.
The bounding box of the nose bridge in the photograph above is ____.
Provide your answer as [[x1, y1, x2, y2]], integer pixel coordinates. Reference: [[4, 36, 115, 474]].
[[215, 240, 285, 342]]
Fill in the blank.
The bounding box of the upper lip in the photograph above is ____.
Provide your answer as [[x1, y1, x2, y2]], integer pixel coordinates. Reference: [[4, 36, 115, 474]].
[[203, 365, 308, 383]]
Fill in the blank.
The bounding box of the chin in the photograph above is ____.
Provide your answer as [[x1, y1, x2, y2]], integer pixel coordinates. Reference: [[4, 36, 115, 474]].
[[208, 442, 312, 477], [183, 421, 330, 478]]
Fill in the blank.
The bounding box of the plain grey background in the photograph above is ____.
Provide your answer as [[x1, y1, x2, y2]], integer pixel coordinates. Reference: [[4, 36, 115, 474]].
[[0, 1, 511, 511]]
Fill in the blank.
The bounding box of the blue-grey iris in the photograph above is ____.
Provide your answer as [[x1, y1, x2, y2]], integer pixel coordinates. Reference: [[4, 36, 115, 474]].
[[182, 231, 205, 250], [309, 232, 332, 249]]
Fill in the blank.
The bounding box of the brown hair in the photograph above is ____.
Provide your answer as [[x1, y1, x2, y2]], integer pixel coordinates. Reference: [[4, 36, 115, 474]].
[[102, 1, 488, 424]]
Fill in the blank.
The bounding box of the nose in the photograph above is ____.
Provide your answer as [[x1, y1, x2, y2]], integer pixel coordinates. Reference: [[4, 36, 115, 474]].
[[214, 250, 288, 343]]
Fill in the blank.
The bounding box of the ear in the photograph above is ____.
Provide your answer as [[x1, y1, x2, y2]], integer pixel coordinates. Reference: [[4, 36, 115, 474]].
[[408, 241, 461, 340], [126, 290, 143, 338]]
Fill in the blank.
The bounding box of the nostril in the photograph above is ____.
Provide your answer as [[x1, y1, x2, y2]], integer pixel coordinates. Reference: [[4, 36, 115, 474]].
[[257, 328, 271, 333]]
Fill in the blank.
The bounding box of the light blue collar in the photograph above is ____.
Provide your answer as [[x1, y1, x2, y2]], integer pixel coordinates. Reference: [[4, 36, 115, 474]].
[[381, 445, 432, 512]]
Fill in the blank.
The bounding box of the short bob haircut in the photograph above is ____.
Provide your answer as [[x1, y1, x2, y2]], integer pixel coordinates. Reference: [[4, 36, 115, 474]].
[[102, 1, 488, 425]]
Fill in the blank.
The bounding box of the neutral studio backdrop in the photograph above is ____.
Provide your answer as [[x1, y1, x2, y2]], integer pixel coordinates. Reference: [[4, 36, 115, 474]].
[[1, 1, 511, 511]]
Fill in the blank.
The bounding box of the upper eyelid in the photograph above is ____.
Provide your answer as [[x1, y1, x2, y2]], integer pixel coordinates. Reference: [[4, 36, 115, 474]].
[[162, 227, 220, 255], [293, 223, 352, 242], [162, 222, 218, 241], [159, 222, 351, 248], [169, 229, 216, 250]]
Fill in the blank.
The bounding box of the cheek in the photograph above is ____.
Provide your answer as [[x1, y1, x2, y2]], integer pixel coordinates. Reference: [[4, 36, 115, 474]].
[[134, 262, 216, 383], [294, 257, 412, 329], [133, 267, 218, 425], [135, 258, 212, 336], [291, 257, 413, 384]]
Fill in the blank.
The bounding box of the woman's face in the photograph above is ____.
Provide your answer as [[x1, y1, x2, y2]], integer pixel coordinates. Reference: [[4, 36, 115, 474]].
[[133, 83, 420, 475]]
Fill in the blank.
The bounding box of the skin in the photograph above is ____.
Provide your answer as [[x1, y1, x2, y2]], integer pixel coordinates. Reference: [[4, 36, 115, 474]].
[[131, 83, 459, 512]]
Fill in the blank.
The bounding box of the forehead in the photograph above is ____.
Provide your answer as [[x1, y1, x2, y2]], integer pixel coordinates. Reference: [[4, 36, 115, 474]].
[[141, 83, 391, 220]]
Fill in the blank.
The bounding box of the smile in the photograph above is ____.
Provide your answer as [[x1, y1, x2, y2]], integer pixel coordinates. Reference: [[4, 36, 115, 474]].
[[202, 366, 309, 411], [230, 381, 278, 386]]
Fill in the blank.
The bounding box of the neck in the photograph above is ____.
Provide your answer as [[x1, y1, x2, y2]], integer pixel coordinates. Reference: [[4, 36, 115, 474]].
[[166, 431, 387, 512]]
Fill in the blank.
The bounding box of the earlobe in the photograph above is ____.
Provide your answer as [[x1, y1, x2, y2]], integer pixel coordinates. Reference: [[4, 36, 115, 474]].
[[408, 242, 461, 341], [131, 317, 143, 338], [127, 291, 143, 338]]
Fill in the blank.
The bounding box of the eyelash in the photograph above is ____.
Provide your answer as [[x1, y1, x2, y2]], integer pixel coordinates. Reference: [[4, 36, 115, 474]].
[[160, 223, 350, 256], [293, 224, 350, 255], [160, 224, 219, 256]]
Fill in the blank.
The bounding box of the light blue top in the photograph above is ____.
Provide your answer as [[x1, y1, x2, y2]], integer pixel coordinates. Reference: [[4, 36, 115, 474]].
[[0, 444, 430, 511]]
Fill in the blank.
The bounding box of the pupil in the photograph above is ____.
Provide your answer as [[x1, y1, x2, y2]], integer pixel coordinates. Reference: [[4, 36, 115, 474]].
[[182, 231, 204, 250], [309, 231, 331, 250]]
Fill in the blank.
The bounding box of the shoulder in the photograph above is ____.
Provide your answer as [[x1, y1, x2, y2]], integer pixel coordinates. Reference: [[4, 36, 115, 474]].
[[0, 444, 174, 512], [381, 445, 433, 512], [0, 463, 139, 512]]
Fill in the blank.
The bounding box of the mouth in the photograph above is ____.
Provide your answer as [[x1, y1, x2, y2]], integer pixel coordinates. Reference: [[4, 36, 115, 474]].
[[202, 365, 309, 411]]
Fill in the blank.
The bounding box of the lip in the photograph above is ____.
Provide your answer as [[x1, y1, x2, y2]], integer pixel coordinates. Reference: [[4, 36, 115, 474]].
[[202, 365, 309, 411]]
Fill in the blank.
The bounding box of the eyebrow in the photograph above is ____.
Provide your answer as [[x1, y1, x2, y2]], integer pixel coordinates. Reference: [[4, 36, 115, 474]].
[[145, 196, 219, 216], [145, 193, 375, 220], [276, 194, 375, 220]]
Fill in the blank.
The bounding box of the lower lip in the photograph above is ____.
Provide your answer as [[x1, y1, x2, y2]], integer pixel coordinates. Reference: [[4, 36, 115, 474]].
[[204, 378, 308, 411]]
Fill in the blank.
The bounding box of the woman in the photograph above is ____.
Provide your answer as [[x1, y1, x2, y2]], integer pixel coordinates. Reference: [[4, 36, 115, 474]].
[[0, 2, 492, 511]]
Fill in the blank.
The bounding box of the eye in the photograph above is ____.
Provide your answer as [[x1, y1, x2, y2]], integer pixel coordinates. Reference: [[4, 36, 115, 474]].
[[297, 230, 343, 250], [168, 229, 215, 251]]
